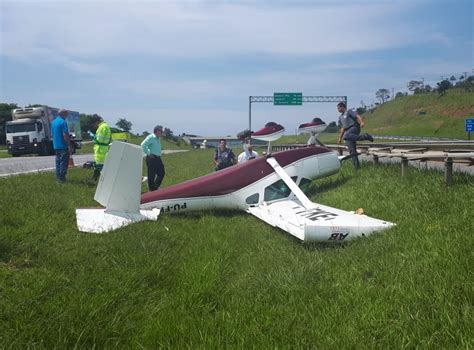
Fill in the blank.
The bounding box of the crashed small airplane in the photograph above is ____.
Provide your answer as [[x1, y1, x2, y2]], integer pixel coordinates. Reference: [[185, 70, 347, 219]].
[[76, 120, 395, 242]]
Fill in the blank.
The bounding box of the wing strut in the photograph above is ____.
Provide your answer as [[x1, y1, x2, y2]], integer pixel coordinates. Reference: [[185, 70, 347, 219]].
[[266, 157, 314, 209]]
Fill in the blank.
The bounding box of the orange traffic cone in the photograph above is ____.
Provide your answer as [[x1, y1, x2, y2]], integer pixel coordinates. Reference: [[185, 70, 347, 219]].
[[68, 156, 75, 168]]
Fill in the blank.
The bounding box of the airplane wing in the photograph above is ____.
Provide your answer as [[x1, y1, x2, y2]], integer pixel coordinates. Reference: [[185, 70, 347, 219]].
[[246, 157, 395, 242]]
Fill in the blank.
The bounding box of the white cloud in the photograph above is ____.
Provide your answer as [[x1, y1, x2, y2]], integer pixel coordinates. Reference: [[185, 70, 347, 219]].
[[1, 0, 470, 137], [1, 1, 443, 64]]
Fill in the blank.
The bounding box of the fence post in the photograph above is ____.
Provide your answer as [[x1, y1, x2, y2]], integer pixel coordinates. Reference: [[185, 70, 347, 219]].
[[444, 157, 453, 186], [373, 155, 379, 165], [401, 157, 409, 176]]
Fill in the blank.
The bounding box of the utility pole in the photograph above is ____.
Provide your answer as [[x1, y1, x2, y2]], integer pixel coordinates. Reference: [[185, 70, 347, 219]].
[[248, 96, 252, 131], [391, 87, 394, 100]]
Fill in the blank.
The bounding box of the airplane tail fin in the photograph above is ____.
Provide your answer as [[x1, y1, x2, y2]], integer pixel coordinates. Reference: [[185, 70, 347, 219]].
[[76, 142, 159, 233]]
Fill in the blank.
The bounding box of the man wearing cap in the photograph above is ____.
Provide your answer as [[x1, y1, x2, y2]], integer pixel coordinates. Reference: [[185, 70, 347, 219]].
[[51, 109, 71, 183], [141, 126, 165, 191], [91, 117, 111, 180], [337, 102, 374, 169]]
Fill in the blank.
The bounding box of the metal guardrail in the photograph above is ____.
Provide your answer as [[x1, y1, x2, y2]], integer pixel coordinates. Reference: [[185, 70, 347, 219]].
[[371, 135, 465, 142], [273, 141, 474, 152], [272, 142, 474, 185]]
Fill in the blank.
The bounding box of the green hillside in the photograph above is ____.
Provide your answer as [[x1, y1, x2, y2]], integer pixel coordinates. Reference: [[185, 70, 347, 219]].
[[363, 89, 474, 139]]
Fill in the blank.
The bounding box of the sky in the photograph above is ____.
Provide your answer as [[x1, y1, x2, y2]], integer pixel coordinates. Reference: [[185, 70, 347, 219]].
[[0, 0, 472, 136]]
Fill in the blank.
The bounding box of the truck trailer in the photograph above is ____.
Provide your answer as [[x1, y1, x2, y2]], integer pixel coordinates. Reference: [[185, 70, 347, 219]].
[[5, 106, 82, 156]]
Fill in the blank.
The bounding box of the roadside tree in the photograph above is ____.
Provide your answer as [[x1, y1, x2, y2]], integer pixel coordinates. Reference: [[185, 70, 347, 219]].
[[375, 88, 390, 104], [116, 118, 133, 132]]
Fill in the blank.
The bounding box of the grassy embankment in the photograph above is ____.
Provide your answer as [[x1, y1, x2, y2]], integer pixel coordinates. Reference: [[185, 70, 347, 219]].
[[363, 89, 474, 139], [275, 133, 339, 145], [76, 135, 191, 155], [0, 149, 472, 348], [0, 145, 9, 158]]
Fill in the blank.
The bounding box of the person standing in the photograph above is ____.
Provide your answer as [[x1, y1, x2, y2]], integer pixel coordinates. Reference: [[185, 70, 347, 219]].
[[51, 109, 71, 183], [91, 117, 111, 180], [237, 142, 259, 164], [141, 126, 165, 191], [337, 102, 374, 169], [214, 139, 235, 171]]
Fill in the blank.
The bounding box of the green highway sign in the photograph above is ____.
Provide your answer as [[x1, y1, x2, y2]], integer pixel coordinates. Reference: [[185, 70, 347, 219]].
[[274, 92, 303, 105]]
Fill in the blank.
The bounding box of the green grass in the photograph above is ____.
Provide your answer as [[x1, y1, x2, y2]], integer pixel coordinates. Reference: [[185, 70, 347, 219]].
[[275, 133, 339, 145], [364, 89, 474, 139], [0, 136, 190, 158], [77, 135, 190, 155], [0, 149, 472, 348]]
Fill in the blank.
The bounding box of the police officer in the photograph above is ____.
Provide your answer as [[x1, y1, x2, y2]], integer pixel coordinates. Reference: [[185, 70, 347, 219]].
[[141, 125, 165, 191], [214, 139, 235, 171], [337, 102, 374, 169], [91, 117, 111, 180]]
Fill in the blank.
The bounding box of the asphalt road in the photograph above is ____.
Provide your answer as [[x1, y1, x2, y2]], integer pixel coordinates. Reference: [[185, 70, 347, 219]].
[[0, 150, 187, 177]]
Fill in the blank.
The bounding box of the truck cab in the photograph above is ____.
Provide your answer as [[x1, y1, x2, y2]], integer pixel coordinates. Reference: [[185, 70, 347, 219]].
[[6, 106, 82, 156], [6, 118, 48, 156]]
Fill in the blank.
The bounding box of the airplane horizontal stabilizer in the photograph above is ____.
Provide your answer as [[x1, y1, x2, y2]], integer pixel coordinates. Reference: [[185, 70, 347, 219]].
[[76, 208, 160, 234]]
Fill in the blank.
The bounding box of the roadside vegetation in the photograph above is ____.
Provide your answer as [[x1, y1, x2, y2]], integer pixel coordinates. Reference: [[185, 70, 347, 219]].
[[0, 149, 472, 348], [275, 133, 339, 145], [76, 135, 191, 155], [362, 88, 474, 139]]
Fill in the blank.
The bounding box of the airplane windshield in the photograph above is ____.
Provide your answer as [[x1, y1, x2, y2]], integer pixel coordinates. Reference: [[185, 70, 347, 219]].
[[264, 176, 297, 202], [6, 123, 36, 133]]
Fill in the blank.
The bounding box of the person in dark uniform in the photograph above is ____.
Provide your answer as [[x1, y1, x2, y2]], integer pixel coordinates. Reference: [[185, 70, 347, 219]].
[[337, 102, 374, 169], [214, 139, 235, 171], [141, 125, 165, 191]]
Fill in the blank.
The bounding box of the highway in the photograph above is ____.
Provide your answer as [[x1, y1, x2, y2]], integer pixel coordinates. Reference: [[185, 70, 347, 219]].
[[0, 150, 187, 177]]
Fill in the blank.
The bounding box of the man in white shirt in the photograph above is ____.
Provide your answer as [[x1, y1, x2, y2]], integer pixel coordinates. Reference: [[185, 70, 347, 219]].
[[238, 143, 259, 164]]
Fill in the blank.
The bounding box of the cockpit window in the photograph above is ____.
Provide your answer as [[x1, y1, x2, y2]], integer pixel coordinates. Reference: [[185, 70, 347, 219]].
[[264, 176, 297, 202], [246, 193, 259, 205], [299, 178, 313, 193]]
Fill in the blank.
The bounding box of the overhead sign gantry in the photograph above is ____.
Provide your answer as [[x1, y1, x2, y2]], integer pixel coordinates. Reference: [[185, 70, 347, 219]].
[[248, 93, 347, 130]]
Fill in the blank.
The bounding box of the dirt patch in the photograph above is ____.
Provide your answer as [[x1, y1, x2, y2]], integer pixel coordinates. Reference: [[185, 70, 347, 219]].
[[438, 107, 474, 118], [0, 258, 34, 270]]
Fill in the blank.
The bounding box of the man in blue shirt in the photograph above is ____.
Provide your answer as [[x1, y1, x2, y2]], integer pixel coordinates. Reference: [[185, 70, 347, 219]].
[[141, 125, 165, 191], [51, 109, 71, 183]]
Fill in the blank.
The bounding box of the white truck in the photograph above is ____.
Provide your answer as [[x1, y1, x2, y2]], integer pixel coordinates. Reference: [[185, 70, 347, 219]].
[[5, 106, 82, 156]]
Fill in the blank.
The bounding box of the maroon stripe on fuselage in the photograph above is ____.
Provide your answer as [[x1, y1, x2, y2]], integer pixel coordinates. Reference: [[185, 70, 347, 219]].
[[140, 146, 330, 204]]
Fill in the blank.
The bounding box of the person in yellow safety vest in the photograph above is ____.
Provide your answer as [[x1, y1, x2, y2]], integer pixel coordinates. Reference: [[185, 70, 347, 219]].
[[91, 118, 111, 181]]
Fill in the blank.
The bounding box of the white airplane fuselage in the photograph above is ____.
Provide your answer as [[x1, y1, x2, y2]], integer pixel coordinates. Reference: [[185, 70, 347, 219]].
[[77, 142, 395, 241], [140, 149, 340, 214]]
